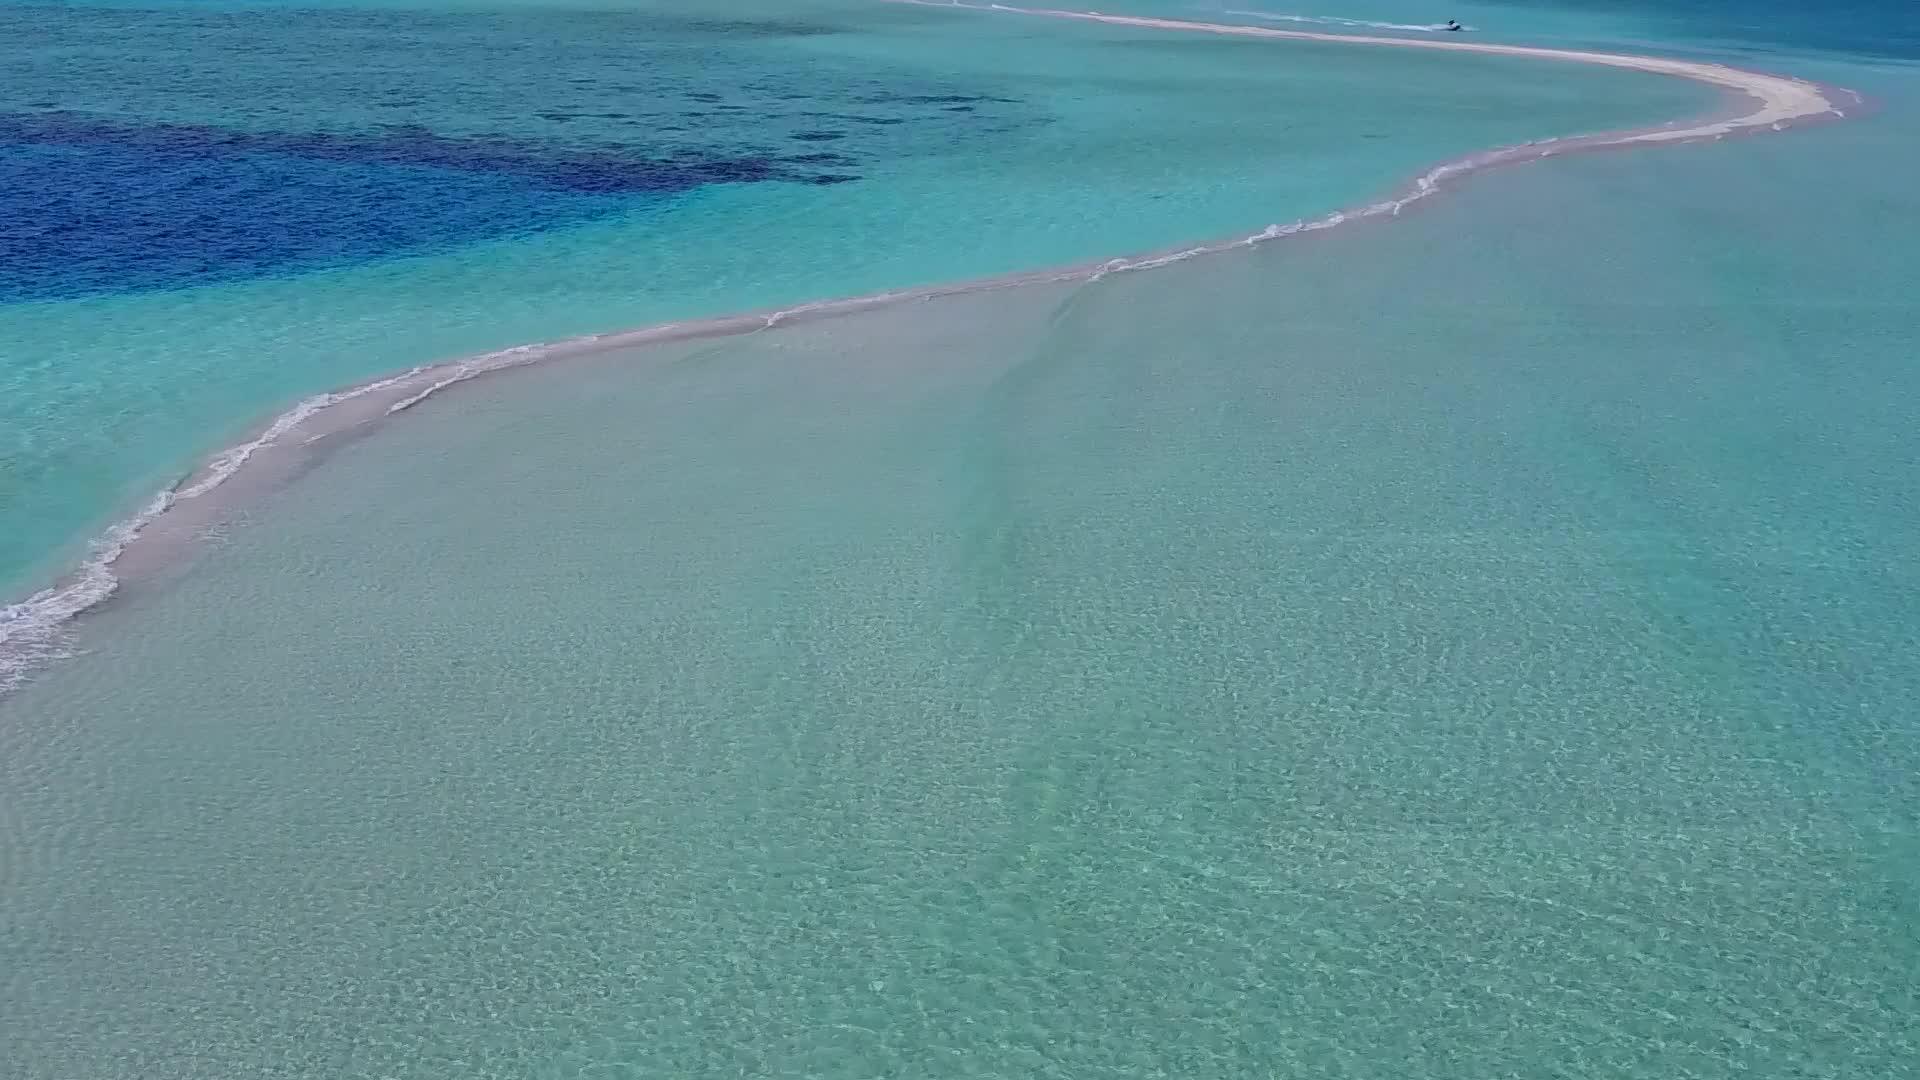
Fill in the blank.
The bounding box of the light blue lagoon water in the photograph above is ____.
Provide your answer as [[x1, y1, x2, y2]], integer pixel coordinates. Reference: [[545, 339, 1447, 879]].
[[0, 0, 1714, 600], [4, 1, 1920, 1077]]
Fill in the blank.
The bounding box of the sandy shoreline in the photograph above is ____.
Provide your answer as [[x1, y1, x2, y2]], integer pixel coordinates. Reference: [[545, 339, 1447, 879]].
[[934, 3, 1842, 137], [0, 4, 1855, 693]]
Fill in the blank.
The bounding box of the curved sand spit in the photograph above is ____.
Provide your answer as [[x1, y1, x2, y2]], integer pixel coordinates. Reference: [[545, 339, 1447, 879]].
[[0, 3, 1854, 692]]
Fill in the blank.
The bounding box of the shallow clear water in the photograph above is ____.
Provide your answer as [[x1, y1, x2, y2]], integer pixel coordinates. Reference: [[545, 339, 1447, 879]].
[[0, 0, 1714, 594], [4, 1, 1919, 1077]]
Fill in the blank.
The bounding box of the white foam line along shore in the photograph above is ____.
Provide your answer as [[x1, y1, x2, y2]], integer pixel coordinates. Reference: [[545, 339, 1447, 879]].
[[0, 3, 1854, 694], [933, 2, 1839, 134]]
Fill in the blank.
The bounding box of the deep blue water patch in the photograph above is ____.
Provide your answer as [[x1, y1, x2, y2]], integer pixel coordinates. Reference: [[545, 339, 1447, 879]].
[[0, 133, 604, 303], [3, 112, 857, 194], [0, 111, 858, 303], [0, 1, 1041, 303]]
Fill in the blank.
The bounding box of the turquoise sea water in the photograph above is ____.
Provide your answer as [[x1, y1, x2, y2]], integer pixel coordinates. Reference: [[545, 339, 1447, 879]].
[[0, 0, 1713, 597], [5, 0, 1920, 1077]]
